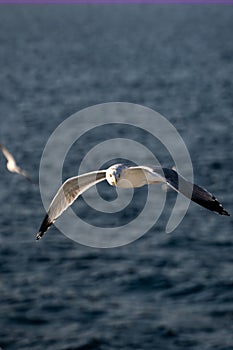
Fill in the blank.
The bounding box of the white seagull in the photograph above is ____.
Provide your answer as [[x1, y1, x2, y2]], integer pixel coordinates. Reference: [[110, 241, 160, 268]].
[[0, 143, 32, 182], [36, 163, 230, 240]]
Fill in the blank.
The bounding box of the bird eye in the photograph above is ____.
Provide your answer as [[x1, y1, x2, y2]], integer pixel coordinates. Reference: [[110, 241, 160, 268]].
[[109, 174, 112, 177]]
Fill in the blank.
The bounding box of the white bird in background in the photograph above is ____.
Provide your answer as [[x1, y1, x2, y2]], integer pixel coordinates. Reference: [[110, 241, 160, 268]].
[[0, 143, 32, 182], [36, 163, 230, 240]]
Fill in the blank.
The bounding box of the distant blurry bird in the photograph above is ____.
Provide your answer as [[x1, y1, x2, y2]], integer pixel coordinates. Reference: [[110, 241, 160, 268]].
[[0, 143, 32, 182]]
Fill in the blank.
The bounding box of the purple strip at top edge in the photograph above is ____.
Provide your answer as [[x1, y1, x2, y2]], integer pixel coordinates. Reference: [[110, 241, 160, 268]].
[[0, 0, 232, 3]]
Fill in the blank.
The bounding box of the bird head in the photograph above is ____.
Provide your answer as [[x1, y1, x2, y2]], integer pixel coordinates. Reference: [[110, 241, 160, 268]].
[[106, 163, 128, 186]]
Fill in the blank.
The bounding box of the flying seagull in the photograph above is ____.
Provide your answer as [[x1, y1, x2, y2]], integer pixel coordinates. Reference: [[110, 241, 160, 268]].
[[36, 164, 230, 240], [0, 143, 32, 182]]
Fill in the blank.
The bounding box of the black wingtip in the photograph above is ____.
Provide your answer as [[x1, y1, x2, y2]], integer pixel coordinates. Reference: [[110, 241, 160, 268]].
[[26, 176, 34, 183], [220, 208, 230, 216], [212, 197, 230, 216], [36, 231, 44, 240], [36, 214, 53, 241]]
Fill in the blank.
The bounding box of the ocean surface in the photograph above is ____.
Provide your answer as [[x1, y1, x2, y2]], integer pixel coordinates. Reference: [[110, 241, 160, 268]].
[[0, 5, 233, 350]]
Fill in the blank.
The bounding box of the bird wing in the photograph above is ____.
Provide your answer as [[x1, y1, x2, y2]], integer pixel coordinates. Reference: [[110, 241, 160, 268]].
[[128, 166, 230, 216], [0, 143, 16, 165], [36, 170, 106, 240], [16, 166, 33, 182]]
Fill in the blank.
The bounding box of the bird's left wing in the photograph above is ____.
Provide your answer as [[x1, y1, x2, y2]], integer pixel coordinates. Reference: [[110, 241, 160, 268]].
[[36, 170, 106, 240], [0, 143, 16, 164], [129, 166, 230, 216]]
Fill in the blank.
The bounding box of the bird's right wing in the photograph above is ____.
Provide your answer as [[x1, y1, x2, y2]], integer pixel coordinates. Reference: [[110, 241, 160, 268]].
[[16, 166, 33, 182], [154, 167, 230, 216], [36, 170, 106, 240], [129, 166, 230, 217]]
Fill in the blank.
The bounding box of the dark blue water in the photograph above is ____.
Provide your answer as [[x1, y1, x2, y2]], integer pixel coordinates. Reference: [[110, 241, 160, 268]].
[[0, 5, 233, 350]]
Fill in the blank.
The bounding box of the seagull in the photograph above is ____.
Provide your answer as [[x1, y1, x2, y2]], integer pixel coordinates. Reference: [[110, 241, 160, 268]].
[[0, 143, 32, 182], [36, 163, 230, 240]]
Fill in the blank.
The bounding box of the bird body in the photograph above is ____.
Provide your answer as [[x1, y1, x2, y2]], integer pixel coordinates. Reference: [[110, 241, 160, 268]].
[[36, 163, 230, 240]]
